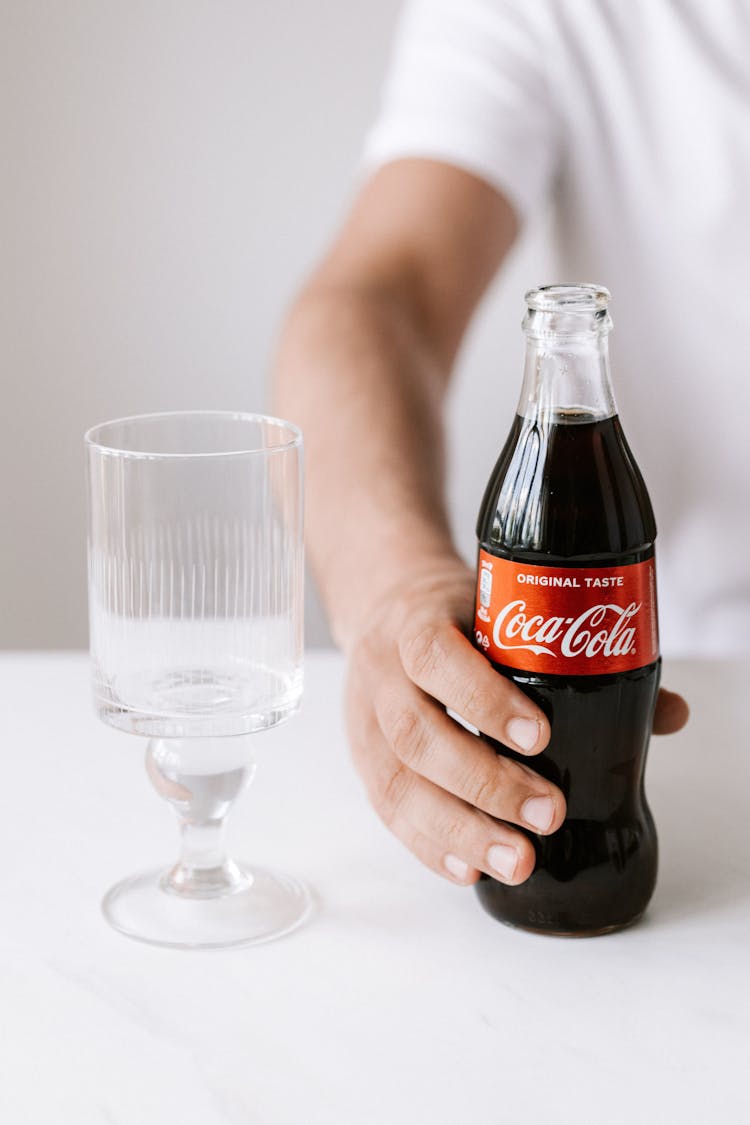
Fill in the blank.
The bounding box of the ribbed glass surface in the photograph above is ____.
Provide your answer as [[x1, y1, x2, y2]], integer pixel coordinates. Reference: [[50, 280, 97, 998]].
[[86, 413, 303, 736]]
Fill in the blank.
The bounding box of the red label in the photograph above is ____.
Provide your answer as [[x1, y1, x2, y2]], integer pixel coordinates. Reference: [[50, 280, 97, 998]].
[[474, 551, 659, 675]]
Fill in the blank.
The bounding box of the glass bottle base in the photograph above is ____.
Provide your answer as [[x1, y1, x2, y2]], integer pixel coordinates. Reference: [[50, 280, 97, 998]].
[[488, 910, 646, 939], [102, 863, 313, 950]]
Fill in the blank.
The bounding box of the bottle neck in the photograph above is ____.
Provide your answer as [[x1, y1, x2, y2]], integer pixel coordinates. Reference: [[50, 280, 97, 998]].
[[518, 300, 616, 423]]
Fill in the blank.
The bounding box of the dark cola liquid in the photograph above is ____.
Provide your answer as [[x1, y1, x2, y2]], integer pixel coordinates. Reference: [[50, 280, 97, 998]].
[[475, 410, 660, 936]]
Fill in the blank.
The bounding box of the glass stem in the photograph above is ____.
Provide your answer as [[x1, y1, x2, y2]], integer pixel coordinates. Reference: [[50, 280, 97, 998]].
[[145, 737, 255, 899], [168, 819, 248, 898], [179, 819, 228, 871]]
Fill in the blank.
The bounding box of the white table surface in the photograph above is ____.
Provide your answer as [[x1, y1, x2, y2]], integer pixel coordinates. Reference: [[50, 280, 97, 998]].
[[1, 651, 748, 1125]]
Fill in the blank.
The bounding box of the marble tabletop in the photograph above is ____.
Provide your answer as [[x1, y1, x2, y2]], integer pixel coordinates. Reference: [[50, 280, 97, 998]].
[[1, 651, 748, 1125]]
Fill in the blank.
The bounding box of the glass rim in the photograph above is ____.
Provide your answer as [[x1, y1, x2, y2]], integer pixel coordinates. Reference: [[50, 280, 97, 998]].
[[84, 410, 303, 460]]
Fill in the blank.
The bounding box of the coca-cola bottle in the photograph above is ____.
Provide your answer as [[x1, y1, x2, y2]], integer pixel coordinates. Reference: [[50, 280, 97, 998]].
[[473, 284, 660, 936]]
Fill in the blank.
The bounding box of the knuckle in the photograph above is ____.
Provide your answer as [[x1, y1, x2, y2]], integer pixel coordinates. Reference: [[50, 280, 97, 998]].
[[380, 701, 433, 770], [468, 769, 499, 813], [399, 621, 445, 683], [482, 756, 535, 817], [376, 764, 413, 826], [437, 811, 469, 851], [459, 682, 497, 723]]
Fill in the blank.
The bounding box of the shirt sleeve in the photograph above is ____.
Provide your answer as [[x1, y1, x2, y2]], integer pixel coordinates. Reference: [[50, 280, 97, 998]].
[[361, 0, 559, 222]]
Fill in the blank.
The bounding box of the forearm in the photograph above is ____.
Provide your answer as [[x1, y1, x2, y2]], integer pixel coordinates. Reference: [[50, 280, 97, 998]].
[[273, 282, 463, 650], [272, 161, 518, 648]]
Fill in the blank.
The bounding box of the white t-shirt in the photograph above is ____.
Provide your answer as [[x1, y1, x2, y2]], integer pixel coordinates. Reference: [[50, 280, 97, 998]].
[[363, 0, 750, 657]]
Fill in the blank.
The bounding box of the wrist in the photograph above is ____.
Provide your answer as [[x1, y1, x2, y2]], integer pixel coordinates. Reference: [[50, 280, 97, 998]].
[[326, 544, 472, 655]]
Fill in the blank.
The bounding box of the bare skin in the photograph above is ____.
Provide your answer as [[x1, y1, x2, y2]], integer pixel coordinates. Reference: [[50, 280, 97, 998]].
[[273, 158, 689, 887]]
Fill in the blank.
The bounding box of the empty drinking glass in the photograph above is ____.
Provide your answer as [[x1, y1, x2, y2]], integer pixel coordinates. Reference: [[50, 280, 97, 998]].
[[85, 411, 311, 948]]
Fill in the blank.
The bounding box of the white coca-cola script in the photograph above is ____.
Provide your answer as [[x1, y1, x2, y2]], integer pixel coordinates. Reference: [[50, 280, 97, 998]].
[[491, 599, 641, 660]]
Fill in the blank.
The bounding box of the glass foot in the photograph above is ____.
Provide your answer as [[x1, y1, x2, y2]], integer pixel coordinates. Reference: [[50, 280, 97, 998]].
[[102, 864, 313, 950]]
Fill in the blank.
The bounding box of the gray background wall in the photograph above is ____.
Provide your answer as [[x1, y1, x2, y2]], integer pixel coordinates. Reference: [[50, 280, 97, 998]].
[[1, 0, 551, 649]]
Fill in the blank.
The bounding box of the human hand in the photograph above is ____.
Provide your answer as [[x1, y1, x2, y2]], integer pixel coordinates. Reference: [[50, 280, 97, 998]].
[[345, 559, 561, 887], [344, 559, 688, 886]]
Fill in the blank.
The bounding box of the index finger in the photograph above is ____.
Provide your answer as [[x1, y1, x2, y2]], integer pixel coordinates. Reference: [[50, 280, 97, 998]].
[[398, 618, 550, 755]]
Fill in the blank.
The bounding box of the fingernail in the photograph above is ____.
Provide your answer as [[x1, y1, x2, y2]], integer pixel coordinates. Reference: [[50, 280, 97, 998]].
[[487, 844, 519, 882], [444, 853, 469, 880], [522, 796, 555, 833], [506, 717, 540, 753]]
